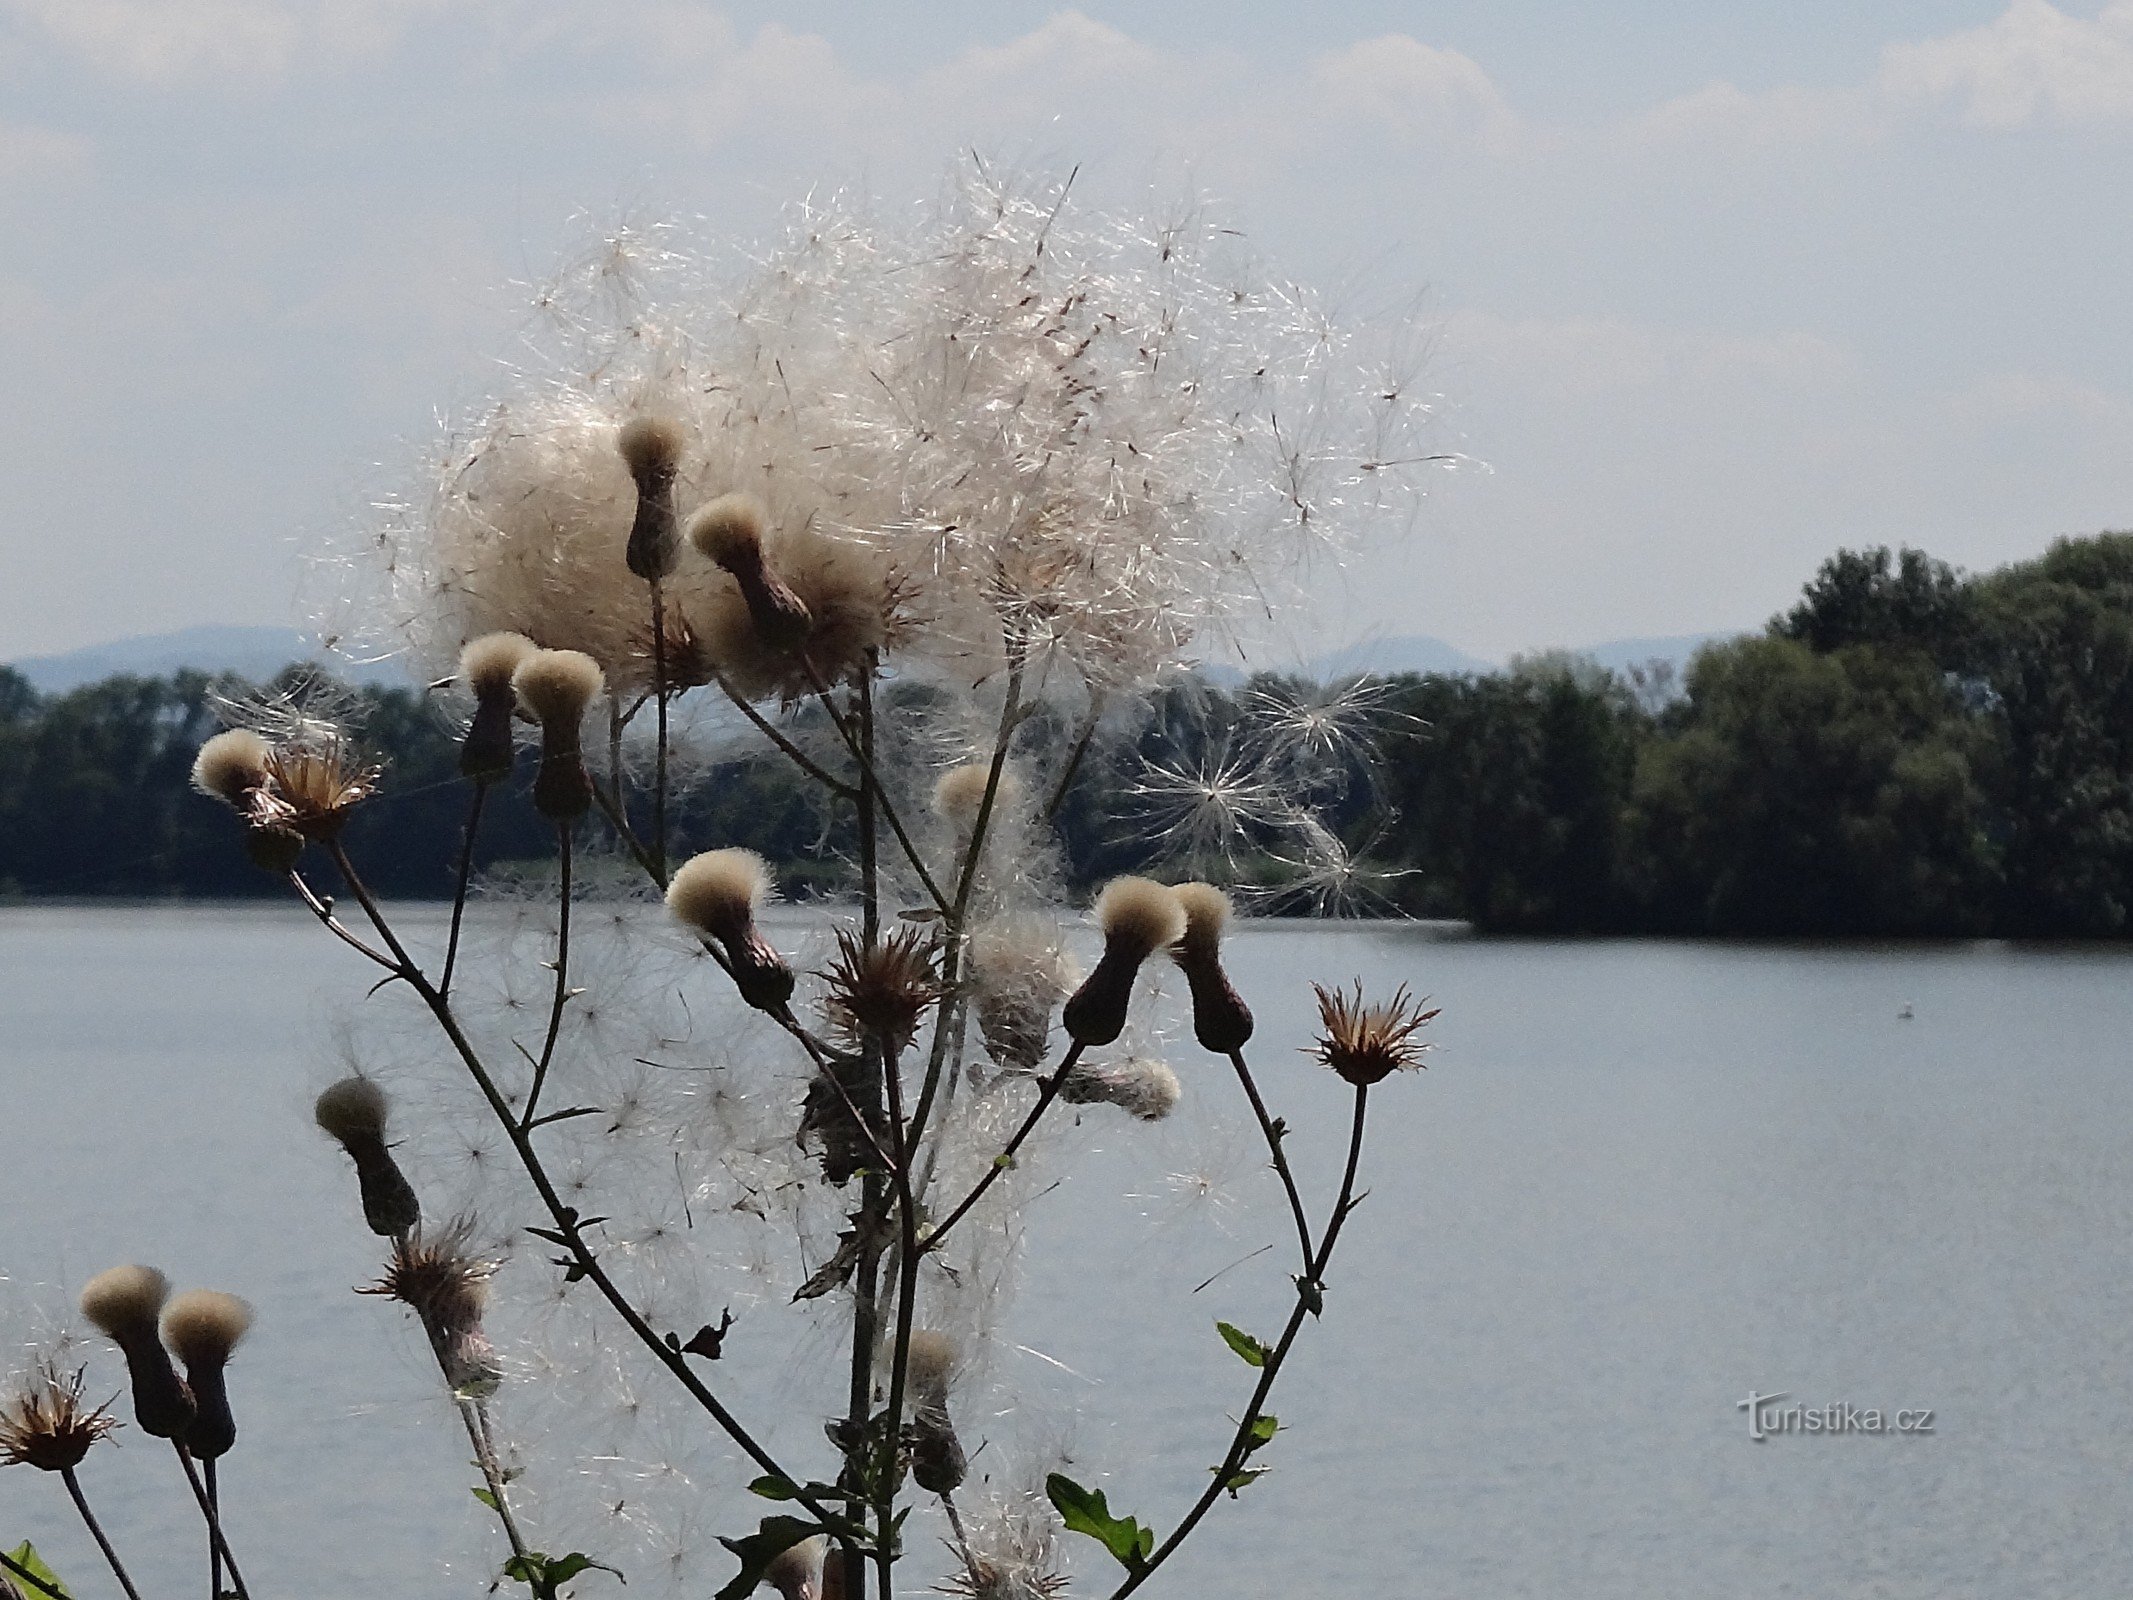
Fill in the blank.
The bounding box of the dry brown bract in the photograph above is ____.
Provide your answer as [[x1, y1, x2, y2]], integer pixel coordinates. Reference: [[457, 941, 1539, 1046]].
[[1311, 981, 1437, 1086], [0, 1362, 119, 1472], [257, 733, 380, 841], [821, 925, 945, 1054]]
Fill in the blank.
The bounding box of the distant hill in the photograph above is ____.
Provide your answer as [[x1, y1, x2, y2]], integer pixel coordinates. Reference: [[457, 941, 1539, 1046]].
[[1570, 632, 1731, 674], [1304, 634, 1497, 679], [7, 626, 407, 694]]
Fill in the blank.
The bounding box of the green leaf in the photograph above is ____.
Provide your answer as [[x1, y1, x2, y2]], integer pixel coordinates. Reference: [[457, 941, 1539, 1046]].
[[1215, 1321, 1269, 1367], [1219, 1467, 1267, 1497], [1294, 1274, 1325, 1317], [1244, 1413, 1279, 1454], [1045, 1473, 1155, 1573], [4, 1545, 73, 1600], [472, 1486, 501, 1512], [500, 1552, 622, 1591], [716, 1517, 827, 1600]]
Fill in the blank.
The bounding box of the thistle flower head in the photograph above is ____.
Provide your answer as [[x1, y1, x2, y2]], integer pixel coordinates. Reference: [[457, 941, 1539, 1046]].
[[0, 1361, 118, 1471], [1170, 881, 1230, 958], [315, 1074, 390, 1143], [820, 926, 944, 1054], [1310, 981, 1437, 1086], [191, 728, 272, 805], [903, 1329, 960, 1411], [1057, 1056, 1182, 1122], [969, 917, 1074, 1072], [616, 414, 685, 483], [362, 1218, 502, 1397], [1093, 877, 1186, 960], [160, 1290, 252, 1370], [667, 849, 794, 1012], [460, 631, 538, 699], [513, 648, 605, 730], [78, 1264, 168, 1342], [666, 848, 771, 940], [80, 1264, 195, 1439], [161, 1289, 252, 1461], [685, 492, 769, 570]]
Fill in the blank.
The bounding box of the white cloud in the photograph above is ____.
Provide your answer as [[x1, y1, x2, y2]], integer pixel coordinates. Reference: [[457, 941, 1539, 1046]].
[[1307, 34, 1521, 152], [0, 0, 447, 84], [1878, 0, 2133, 127]]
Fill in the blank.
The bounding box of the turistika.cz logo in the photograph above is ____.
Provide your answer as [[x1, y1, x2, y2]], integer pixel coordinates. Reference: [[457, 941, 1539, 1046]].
[[1737, 1391, 1935, 1441]]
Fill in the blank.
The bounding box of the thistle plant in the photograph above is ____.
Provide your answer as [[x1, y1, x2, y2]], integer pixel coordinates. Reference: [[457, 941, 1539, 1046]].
[[11, 160, 1451, 1599]]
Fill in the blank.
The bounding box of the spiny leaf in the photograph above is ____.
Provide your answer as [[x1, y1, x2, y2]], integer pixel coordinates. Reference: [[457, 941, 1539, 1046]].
[[3, 1546, 72, 1600], [1045, 1473, 1155, 1573], [1244, 1413, 1279, 1453], [1215, 1321, 1269, 1367]]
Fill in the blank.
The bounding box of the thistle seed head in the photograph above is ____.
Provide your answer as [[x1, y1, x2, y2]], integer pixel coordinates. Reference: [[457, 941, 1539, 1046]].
[[1093, 876, 1185, 961], [1057, 1056, 1182, 1121], [362, 1219, 503, 1398], [1311, 981, 1436, 1086], [1170, 881, 1230, 956], [191, 729, 272, 806], [314, 1074, 390, 1143], [685, 492, 769, 569], [667, 848, 771, 941], [0, 1362, 119, 1472], [969, 918, 1074, 1073], [1169, 881, 1253, 1053], [821, 926, 944, 1054], [764, 1534, 826, 1600], [459, 631, 538, 699], [79, 1264, 168, 1342], [615, 414, 685, 482], [512, 648, 605, 730], [160, 1290, 253, 1371], [932, 762, 1018, 828]]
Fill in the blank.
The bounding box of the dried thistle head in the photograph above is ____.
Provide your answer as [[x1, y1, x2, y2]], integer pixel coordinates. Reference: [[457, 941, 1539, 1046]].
[[1168, 881, 1253, 1053], [1058, 1056, 1182, 1122], [969, 917, 1075, 1073], [1310, 982, 1436, 1086], [667, 848, 794, 1012], [361, 1218, 502, 1397], [0, 1361, 118, 1472], [191, 728, 272, 806], [258, 730, 380, 841], [1061, 877, 1184, 1048], [161, 1289, 252, 1461], [79, 1264, 195, 1440], [821, 926, 944, 1054]]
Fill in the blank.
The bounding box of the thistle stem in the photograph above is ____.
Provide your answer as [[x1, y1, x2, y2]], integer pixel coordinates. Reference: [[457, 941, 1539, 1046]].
[[715, 672, 858, 798], [521, 821, 573, 1129], [649, 577, 669, 879], [440, 781, 488, 998], [459, 1399, 545, 1596], [1227, 1048, 1317, 1277], [1106, 1084, 1373, 1600], [920, 1039, 1085, 1252], [60, 1467, 144, 1600], [206, 1456, 222, 1600], [173, 1445, 252, 1600]]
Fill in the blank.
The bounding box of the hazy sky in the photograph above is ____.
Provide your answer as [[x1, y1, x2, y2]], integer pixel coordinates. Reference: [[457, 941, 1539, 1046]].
[[2, 0, 2129, 662]]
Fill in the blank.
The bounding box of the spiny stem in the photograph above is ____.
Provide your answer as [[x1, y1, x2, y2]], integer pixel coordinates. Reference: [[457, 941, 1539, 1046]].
[[60, 1467, 143, 1600], [459, 1399, 544, 1595], [1107, 1084, 1373, 1599], [173, 1445, 252, 1600], [649, 577, 670, 879], [521, 821, 574, 1129], [1227, 1048, 1316, 1276], [921, 1040, 1085, 1252], [439, 781, 488, 998]]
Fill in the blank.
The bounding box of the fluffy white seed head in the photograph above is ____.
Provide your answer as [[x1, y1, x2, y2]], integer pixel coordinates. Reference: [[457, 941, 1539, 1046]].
[[460, 632, 537, 698], [685, 492, 769, 569], [666, 849, 772, 937], [933, 763, 1019, 825], [79, 1265, 170, 1340], [314, 1075, 390, 1144], [191, 729, 271, 805], [160, 1290, 253, 1369], [905, 1330, 961, 1408], [513, 649, 605, 728], [1171, 882, 1231, 956], [1094, 876, 1186, 959], [616, 414, 684, 480], [1060, 1056, 1183, 1121]]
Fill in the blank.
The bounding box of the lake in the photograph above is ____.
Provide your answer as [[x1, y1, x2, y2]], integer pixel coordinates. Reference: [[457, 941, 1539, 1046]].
[[4, 905, 2131, 1598]]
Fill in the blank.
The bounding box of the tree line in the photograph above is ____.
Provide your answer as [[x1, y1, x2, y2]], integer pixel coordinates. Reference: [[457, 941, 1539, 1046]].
[[7, 531, 2133, 936]]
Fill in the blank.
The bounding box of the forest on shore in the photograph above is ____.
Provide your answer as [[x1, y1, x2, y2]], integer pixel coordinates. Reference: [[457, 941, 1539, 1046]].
[[8, 532, 2133, 938]]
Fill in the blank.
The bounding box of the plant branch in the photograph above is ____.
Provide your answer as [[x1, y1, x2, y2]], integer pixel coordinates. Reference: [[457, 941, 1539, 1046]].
[[715, 673, 858, 799], [173, 1446, 252, 1600], [0, 1549, 72, 1600], [439, 781, 488, 998], [920, 1040, 1085, 1253], [1226, 1049, 1316, 1278], [520, 821, 574, 1130], [60, 1467, 144, 1600], [803, 660, 950, 915], [1106, 1083, 1373, 1599]]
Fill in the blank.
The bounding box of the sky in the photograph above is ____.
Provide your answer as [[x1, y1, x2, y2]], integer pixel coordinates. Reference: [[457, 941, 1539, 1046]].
[[1, 0, 2129, 664]]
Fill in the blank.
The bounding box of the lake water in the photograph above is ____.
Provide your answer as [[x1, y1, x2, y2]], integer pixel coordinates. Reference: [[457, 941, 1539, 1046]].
[[4, 905, 2132, 1599]]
